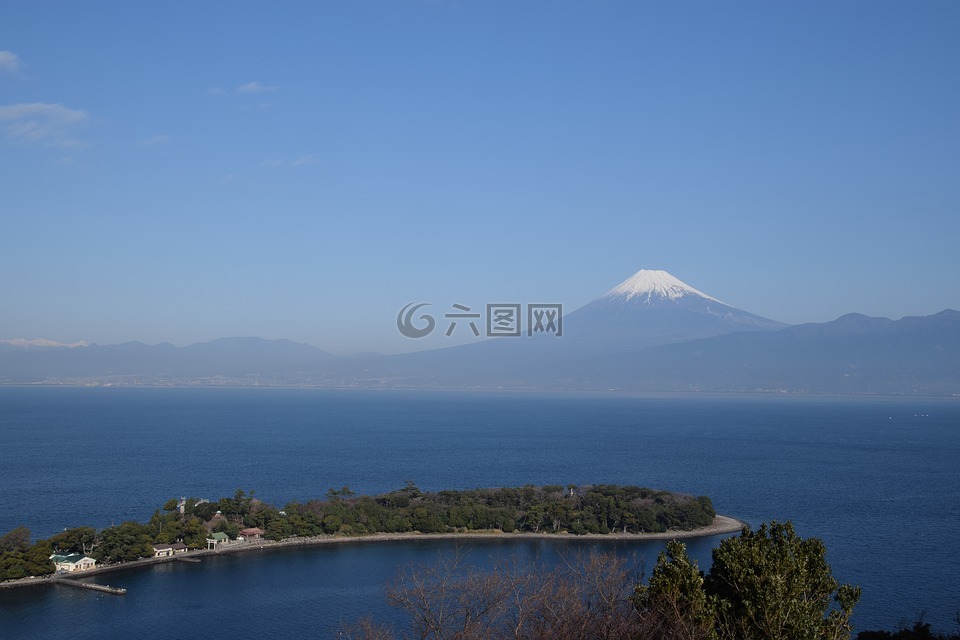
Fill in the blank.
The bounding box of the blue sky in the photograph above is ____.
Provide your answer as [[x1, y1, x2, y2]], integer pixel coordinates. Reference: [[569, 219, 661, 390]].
[[1, 1, 958, 354]]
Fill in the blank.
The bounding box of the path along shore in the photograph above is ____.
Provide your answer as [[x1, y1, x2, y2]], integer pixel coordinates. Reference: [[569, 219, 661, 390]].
[[0, 515, 745, 591]]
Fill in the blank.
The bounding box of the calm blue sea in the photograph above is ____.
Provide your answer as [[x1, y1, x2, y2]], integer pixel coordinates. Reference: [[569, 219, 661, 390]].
[[0, 388, 958, 638]]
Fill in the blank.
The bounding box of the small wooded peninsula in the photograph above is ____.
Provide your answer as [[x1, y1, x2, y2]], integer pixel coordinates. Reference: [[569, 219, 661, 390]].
[[0, 484, 717, 582]]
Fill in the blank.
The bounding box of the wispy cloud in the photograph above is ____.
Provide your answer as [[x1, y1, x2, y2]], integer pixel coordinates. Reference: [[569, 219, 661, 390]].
[[290, 154, 316, 166], [140, 134, 170, 146], [237, 81, 278, 94], [262, 154, 317, 168], [0, 51, 20, 73], [0, 102, 89, 148]]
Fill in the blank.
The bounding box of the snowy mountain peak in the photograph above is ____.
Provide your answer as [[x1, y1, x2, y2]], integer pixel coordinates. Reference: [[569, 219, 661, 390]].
[[604, 269, 723, 304]]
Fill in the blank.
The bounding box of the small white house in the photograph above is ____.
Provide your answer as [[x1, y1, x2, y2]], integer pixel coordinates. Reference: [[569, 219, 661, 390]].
[[152, 543, 188, 557], [50, 553, 97, 572]]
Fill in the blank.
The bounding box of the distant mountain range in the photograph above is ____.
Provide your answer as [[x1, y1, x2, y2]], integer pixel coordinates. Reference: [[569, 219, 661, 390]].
[[2, 270, 958, 396], [560, 308, 960, 395]]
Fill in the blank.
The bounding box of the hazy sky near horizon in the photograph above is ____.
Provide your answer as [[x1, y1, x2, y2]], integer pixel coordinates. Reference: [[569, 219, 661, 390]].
[[2, 2, 958, 354]]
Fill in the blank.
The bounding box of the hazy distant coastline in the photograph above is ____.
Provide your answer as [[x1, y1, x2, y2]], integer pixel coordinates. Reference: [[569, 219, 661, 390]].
[[2, 305, 958, 396]]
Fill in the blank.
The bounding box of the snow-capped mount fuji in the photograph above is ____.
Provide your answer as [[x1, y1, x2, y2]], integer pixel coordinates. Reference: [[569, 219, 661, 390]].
[[604, 269, 723, 304], [380, 269, 788, 373], [564, 269, 786, 353]]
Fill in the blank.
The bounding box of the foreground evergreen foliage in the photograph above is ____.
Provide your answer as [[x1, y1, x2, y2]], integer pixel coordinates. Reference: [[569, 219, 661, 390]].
[[639, 522, 861, 640], [343, 521, 863, 640]]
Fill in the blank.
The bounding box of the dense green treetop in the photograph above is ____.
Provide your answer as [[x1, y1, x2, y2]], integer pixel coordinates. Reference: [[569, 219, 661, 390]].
[[636, 521, 860, 640], [274, 483, 716, 539]]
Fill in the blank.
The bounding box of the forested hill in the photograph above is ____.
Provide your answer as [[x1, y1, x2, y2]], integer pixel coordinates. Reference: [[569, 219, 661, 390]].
[[0, 484, 716, 581], [283, 484, 717, 538]]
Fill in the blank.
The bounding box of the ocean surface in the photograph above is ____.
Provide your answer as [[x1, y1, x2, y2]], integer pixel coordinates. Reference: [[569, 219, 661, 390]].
[[0, 387, 958, 638]]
